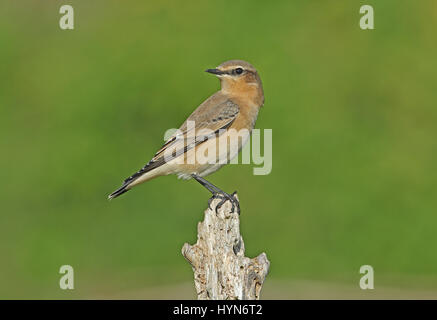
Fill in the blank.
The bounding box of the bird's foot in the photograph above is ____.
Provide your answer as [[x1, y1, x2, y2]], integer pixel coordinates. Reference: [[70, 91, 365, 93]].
[[209, 191, 240, 215], [208, 195, 216, 210]]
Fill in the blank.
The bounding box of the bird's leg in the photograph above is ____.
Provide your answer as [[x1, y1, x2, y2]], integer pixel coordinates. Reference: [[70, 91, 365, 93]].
[[191, 174, 240, 214], [191, 174, 228, 209]]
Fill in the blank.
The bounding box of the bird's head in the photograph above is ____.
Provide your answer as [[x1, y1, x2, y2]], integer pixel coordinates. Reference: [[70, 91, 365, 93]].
[[206, 60, 264, 104]]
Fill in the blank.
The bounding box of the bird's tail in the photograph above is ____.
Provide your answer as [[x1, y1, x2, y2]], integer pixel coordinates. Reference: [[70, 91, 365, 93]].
[[108, 158, 166, 200], [108, 184, 130, 200]]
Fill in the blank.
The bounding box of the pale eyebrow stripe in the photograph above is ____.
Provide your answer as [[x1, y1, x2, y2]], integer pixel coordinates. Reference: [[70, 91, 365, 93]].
[[221, 66, 255, 75]]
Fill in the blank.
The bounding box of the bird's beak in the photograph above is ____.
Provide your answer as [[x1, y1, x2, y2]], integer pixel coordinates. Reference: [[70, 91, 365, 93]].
[[205, 68, 225, 76]]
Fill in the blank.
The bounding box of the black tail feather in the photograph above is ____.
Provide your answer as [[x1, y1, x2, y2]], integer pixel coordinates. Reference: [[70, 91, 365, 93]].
[[108, 184, 130, 199]]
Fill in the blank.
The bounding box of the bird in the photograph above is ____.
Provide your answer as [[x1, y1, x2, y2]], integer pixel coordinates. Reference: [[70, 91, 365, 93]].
[[108, 60, 265, 213]]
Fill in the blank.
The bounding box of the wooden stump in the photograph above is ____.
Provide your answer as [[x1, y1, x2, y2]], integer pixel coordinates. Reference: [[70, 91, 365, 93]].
[[182, 194, 270, 300]]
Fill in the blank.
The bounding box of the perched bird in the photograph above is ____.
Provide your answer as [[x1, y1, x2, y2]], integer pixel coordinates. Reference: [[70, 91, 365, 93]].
[[108, 60, 264, 213]]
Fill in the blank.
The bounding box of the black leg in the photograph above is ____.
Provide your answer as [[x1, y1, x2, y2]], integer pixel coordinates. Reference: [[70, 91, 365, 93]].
[[191, 174, 240, 214]]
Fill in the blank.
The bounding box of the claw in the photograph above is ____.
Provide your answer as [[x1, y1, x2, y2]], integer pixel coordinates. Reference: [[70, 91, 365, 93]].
[[215, 197, 227, 213], [213, 192, 240, 214], [191, 174, 241, 215], [230, 191, 240, 214], [209, 193, 224, 212], [208, 195, 215, 210]]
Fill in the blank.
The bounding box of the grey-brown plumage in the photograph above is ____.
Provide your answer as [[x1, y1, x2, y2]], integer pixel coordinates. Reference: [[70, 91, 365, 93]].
[[109, 60, 264, 212]]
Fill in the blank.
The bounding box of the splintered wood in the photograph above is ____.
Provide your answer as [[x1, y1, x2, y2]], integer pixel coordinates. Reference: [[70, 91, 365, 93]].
[[182, 195, 270, 300]]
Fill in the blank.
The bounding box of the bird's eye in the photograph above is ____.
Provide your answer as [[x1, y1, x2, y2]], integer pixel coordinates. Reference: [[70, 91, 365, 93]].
[[235, 68, 244, 75]]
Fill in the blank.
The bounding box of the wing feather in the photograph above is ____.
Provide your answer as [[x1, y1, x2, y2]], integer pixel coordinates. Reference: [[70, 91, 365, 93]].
[[121, 97, 239, 187]]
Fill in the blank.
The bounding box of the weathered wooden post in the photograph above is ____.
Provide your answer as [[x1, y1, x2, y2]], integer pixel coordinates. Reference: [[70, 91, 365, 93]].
[[182, 194, 270, 300]]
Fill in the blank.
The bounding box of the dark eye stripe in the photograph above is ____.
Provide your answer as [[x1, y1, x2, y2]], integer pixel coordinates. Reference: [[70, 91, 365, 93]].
[[229, 67, 244, 75]]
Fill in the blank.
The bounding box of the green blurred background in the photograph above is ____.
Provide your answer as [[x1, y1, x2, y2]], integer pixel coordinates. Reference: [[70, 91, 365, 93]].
[[1, 0, 436, 299]]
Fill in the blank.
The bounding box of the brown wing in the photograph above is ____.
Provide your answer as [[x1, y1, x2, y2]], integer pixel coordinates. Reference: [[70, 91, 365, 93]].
[[121, 97, 239, 186]]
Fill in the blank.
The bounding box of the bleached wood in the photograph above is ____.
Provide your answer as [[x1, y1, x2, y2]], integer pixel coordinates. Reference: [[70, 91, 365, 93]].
[[182, 194, 270, 300]]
